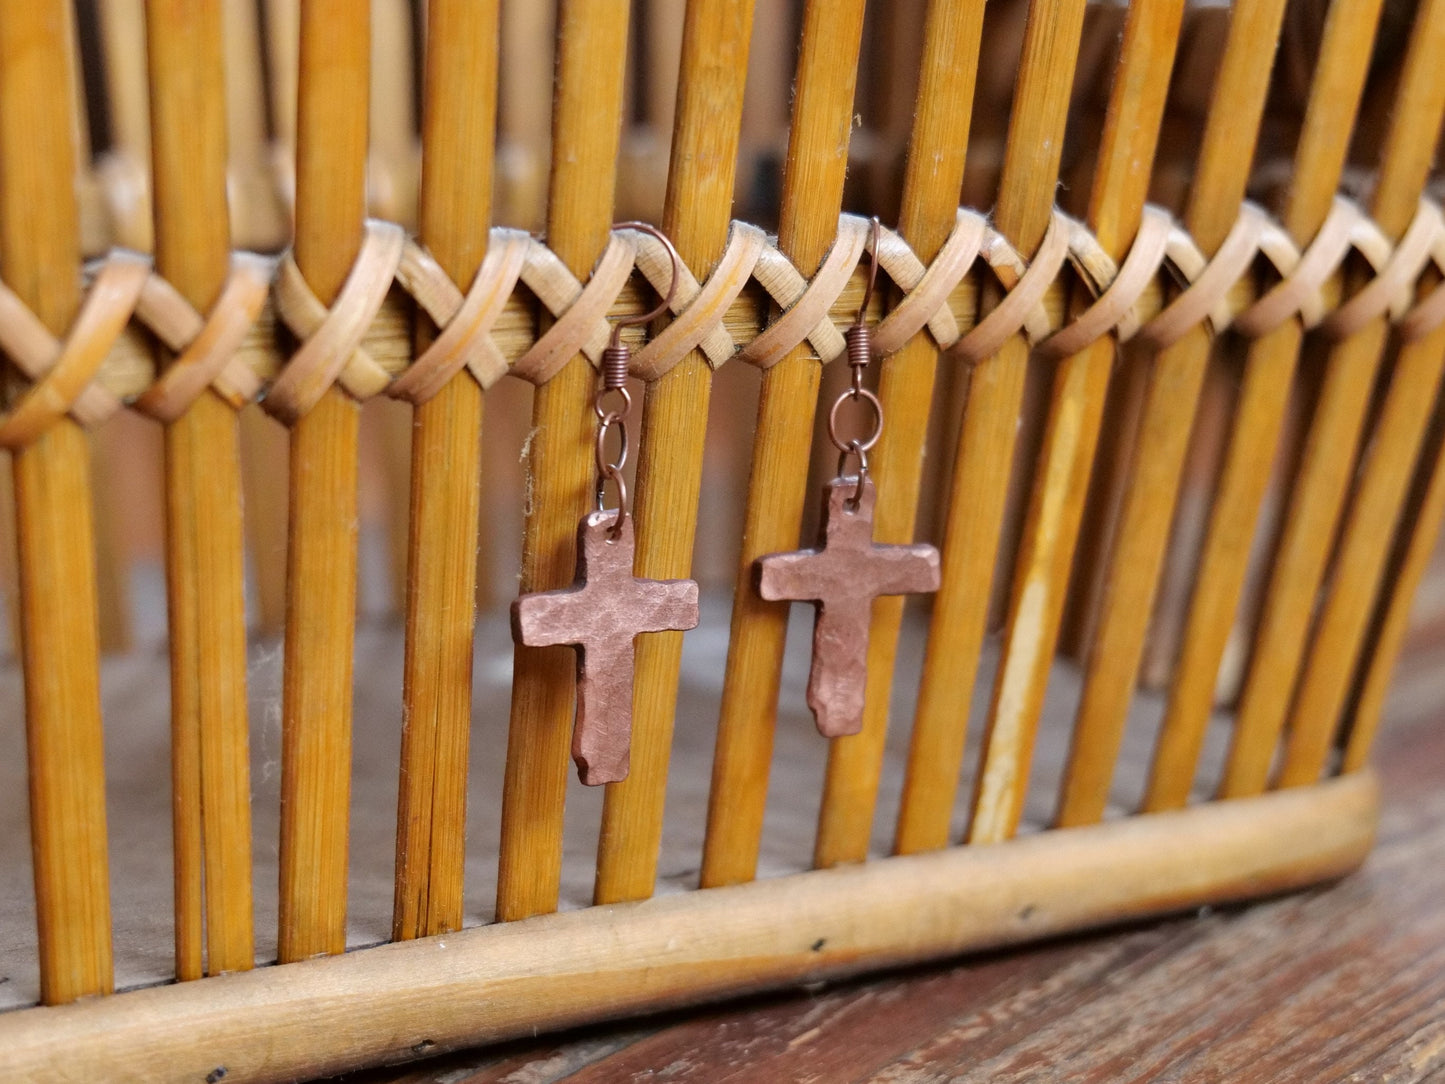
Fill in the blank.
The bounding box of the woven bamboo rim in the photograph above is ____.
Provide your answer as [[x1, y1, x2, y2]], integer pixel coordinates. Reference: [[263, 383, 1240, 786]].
[[0, 192, 1442, 444]]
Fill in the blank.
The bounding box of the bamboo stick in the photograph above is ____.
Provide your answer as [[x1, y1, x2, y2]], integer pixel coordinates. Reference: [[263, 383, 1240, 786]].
[[97, 0, 153, 252], [370, 0, 420, 621], [278, 0, 369, 963], [222, 0, 267, 157], [644, 1, 685, 143], [1217, 0, 1396, 800], [1275, 0, 1445, 787], [736, 0, 791, 225], [966, 0, 1182, 846], [224, 0, 289, 251], [495, 0, 631, 923], [594, 0, 757, 905], [238, 408, 290, 636], [393, 0, 499, 942], [483, 0, 555, 609], [1146, 0, 1389, 810], [0, 773, 1379, 1084], [244, 0, 304, 638], [892, 0, 1084, 849], [1053, 0, 1286, 827], [0, 0, 114, 1004], [1278, 327, 1445, 784], [369, 0, 418, 226], [699, 0, 868, 889], [90, 0, 143, 656], [616, 0, 685, 222], [886, 0, 954, 558], [0, 461, 17, 654], [496, 0, 553, 230], [815, 0, 990, 867], [1343, 415, 1445, 771], [147, 0, 256, 980], [864, 0, 927, 216], [264, 0, 301, 153]]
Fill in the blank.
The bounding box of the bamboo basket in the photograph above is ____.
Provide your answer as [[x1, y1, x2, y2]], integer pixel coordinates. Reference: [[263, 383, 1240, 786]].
[[0, 0, 1442, 1079]]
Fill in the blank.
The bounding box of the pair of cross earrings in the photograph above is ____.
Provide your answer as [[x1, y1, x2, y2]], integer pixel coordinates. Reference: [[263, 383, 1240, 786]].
[[511, 221, 941, 785]]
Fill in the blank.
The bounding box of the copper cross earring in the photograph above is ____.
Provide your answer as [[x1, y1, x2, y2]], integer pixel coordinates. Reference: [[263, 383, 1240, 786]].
[[754, 218, 941, 738], [511, 223, 700, 785]]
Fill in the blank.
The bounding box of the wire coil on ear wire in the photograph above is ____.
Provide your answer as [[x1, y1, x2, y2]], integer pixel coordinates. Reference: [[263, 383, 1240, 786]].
[[592, 222, 682, 537], [828, 217, 883, 509]]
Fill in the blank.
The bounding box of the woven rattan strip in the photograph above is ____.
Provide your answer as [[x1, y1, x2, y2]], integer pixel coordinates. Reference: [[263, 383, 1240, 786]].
[[1, 195, 1444, 447]]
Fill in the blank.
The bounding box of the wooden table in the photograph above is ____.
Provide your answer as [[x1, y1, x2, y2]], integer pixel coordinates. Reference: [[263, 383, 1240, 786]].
[[335, 647, 1445, 1083]]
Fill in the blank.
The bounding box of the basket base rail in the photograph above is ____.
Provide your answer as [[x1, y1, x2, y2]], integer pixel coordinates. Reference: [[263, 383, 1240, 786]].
[[0, 770, 1378, 1084]]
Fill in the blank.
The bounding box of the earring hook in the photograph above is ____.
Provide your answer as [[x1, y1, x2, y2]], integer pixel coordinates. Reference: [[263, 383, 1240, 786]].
[[612, 220, 680, 338], [837, 216, 884, 510], [593, 221, 681, 540]]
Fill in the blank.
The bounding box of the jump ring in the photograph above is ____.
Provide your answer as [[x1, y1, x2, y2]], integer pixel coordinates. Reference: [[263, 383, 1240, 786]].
[[849, 462, 869, 510], [594, 413, 629, 477], [827, 386, 884, 456], [835, 438, 869, 480], [595, 465, 629, 538], [594, 384, 632, 423]]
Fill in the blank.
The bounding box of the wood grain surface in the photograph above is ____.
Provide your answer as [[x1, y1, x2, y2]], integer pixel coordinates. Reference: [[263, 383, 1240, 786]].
[[0, 0, 114, 1005], [147, 0, 256, 980], [325, 640, 1445, 1083], [277, 0, 369, 963]]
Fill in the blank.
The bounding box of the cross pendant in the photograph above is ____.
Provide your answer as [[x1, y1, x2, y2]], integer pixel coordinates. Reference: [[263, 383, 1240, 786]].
[[756, 477, 940, 738], [511, 510, 700, 785]]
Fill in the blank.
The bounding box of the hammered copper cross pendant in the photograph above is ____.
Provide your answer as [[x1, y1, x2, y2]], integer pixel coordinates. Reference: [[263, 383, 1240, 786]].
[[512, 510, 699, 785], [756, 477, 940, 738]]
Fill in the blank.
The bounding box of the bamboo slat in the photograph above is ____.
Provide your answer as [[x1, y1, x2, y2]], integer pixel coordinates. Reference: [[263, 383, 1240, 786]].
[[968, 0, 1182, 845], [98, 0, 153, 252], [699, 0, 869, 889], [1278, 323, 1445, 784], [392, 0, 498, 943], [1147, 0, 1389, 809], [893, 0, 1041, 852], [0, 0, 114, 1004], [496, 0, 553, 230], [264, 0, 301, 153], [369, 0, 418, 227], [1276, 0, 1445, 787], [224, 0, 289, 251], [737, 0, 791, 220], [369, 0, 419, 621], [1219, 0, 1398, 800], [147, 0, 255, 980], [1344, 418, 1445, 771], [0, 462, 16, 653], [495, 0, 631, 923], [277, 0, 369, 963], [617, 0, 685, 222], [221, 0, 267, 161], [862, 1, 927, 216], [227, 0, 288, 636], [815, 0, 988, 867], [91, 0, 144, 655], [1055, 0, 1282, 827], [594, 0, 757, 905], [238, 408, 290, 637], [483, 0, 555, 610], [943, 0, 1087, 847], [244, 0, 303, 638]]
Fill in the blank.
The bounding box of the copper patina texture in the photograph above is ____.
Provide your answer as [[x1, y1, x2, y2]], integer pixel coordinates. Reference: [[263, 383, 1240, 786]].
[[756, 477, 940, 738], [511, 510, 699, 785]]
